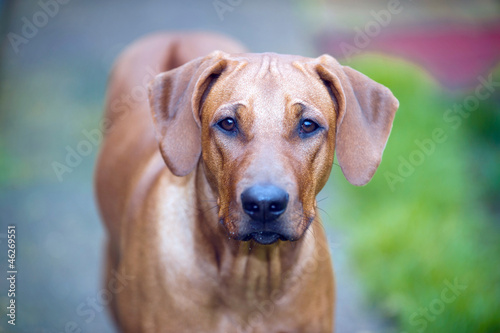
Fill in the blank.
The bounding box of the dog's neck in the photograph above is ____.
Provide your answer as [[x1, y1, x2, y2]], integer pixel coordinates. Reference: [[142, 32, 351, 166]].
[[192, 162, 318, 301]]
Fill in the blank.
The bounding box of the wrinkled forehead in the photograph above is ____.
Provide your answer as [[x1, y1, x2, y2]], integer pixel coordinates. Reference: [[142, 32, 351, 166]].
[[226, 53, 309, 80], [211, 53, 331, 107]]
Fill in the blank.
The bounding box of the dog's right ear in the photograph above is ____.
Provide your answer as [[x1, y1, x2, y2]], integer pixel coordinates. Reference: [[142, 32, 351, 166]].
[[148, 51, 228, 177], [311, 55, 399, 186]]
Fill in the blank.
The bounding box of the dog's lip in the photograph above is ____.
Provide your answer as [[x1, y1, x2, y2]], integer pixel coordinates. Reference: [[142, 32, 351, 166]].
[[241, 231, 283, 245]]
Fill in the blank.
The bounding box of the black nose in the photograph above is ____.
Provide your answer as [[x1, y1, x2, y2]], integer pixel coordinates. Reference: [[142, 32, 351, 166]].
[[241, 185, 289, 222]]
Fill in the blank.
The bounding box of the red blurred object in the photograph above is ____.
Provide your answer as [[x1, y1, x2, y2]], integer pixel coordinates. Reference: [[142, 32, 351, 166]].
[[317, 23, 500, 90]]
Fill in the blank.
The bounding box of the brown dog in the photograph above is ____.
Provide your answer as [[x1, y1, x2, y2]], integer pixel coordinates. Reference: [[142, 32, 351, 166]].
[[95, 32, 398, 332]]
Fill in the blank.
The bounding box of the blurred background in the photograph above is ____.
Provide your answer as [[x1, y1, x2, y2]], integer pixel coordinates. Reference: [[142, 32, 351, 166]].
[[0, 0, 499, 332]]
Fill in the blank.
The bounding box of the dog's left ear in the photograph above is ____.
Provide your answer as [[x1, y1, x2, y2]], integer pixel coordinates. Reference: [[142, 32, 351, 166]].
[[312, 55, 399, 186], [149, 51, 228, 176]]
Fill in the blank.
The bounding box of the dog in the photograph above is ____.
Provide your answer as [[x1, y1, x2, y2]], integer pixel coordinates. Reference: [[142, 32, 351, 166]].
[[95, 32, 398, 333]]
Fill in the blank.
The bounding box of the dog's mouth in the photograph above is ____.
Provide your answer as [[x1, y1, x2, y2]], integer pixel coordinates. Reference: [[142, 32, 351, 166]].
[[238, 231, 286, 245]]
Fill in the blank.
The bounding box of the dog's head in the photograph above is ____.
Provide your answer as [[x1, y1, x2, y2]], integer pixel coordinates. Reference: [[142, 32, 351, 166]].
[[149, 51, 398, 245]]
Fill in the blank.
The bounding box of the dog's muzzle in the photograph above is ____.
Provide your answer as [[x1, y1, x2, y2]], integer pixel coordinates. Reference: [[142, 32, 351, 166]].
[[239, 184, 290, 245]]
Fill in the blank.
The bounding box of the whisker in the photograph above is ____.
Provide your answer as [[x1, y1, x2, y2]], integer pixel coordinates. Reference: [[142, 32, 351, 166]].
[[317, 206, 331, 220], [201, 204, 219, 214], [316, 196, 329, 204]]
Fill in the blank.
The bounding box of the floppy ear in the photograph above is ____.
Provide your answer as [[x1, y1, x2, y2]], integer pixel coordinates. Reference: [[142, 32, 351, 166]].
[[314, 55, 399, 186], [148, 51, 228, 176]]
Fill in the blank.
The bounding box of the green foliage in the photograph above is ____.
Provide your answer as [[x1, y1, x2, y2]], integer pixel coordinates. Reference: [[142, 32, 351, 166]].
[[329, 55, 500, 332]]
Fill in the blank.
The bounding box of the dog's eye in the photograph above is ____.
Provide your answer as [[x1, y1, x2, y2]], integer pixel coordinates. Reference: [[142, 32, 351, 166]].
[[300, 119, 319, 134], [217, 117, 237, 132]]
